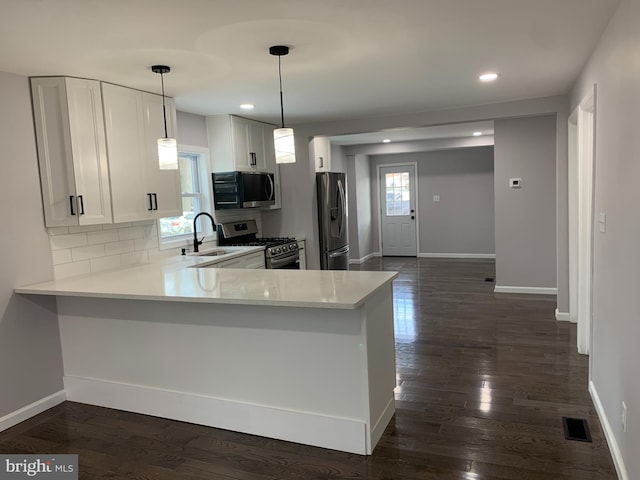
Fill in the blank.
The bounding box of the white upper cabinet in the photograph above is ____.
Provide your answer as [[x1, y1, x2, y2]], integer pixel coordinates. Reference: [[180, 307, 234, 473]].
[[207, 114, 281, 209], [102, 83, 181, 223], [311, 135, 332, 172], [207, 115, 273, 172], [31, 77, 112, 227], [141, 91, 182, 218]]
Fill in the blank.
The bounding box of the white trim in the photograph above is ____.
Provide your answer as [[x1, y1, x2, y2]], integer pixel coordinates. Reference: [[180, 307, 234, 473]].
[[494, 286, 557, 295], [419, 253, 495, 259], [349, 252, 381, 264], [589, 381, 629, 480], [158, 144, 213, 251], [369, 397, 395, 451], [0, 390, 66, 432], [64, 375, 369, 455], [554, 309, 572, 322]]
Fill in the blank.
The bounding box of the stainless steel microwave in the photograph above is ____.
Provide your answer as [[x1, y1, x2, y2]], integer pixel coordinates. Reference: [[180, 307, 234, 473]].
[[212, 171, 276, 209]]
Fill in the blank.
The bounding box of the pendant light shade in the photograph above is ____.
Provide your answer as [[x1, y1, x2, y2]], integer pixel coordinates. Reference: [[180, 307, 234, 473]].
[[158, 137, 178, 169], [273, 127, 295, 164], [152, 65, 178, 170], [269, 45, 296, 164]]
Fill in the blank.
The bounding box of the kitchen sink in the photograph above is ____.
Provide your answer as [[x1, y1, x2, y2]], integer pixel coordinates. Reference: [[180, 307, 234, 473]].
[[196, 250, 228, 256]]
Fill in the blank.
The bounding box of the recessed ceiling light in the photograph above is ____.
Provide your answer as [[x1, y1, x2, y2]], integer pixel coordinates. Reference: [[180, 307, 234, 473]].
[[240, 104, 255, 110], [479, 72, 499, 82], [473, 131, 483, 136], [382, 139, 391, 143]]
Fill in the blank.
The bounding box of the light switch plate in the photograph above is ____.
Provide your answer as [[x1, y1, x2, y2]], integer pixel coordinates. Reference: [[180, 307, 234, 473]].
[[509, 178, 522, 188], [433, 195, 440, 202], [599, 212, 606, 233]]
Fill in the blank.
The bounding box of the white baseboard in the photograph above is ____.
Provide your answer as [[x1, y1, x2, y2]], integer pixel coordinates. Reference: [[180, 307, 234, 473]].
[[349, 252, 381, 264], [0, 390, 66, 433], [589, 381, 629, 480], [369, 397, 395, 452], [418, 253, 496, 259], [555, 309, 571, 321], [494, 285, 557, 295], [64, 375, 369, 455]]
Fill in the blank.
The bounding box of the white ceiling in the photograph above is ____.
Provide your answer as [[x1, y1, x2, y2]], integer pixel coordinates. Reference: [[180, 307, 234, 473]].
[[0, 0, 618, 130]]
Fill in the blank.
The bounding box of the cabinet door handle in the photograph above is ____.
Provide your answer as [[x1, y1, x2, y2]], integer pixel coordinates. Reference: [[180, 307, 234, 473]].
[[152, 193, 158, 211], [147, 193, 154, 211], [250, 152, 257, 166], [69, 196, 76, 216], [78, 195, 85, 215]]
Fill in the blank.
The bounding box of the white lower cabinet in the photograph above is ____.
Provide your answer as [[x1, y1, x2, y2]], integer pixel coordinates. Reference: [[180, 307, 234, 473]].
[[102, 83, 181, 223], [31, 77, 112, 227]]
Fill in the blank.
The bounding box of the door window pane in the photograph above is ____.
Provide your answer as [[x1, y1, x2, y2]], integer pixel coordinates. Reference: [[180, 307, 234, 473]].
[[385, 172, 410, 216]]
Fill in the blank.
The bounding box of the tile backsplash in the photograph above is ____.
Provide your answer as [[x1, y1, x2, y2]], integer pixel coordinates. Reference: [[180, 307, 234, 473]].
[[48, 220, 173, 279], [48, 211, 263, 280]]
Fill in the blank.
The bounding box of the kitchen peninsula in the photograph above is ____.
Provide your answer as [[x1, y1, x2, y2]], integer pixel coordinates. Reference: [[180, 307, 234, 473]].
[[16, 254, 398, 455]]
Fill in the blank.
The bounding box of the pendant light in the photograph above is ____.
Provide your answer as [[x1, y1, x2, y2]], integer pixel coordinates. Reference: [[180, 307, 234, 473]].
[[152, 65, 178, 170], [269, 45, 296, 164]]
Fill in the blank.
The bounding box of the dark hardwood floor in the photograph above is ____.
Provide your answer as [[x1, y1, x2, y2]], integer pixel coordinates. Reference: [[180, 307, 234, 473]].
[[1, 258, 617, 479]]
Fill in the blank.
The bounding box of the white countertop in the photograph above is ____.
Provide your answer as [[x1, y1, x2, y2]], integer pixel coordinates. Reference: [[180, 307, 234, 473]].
[[16, 248, 398, 309]]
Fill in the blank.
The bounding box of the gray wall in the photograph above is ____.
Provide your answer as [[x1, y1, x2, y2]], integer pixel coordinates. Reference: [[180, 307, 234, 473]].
[[277, 95, 567, 315], [494, 115, 557, 290], [571, 0, 639, 475], [346, 154, 374, 262], [176, 111, 208, 148], [370, 147, 495, 256], [0, 71, 64, 420]]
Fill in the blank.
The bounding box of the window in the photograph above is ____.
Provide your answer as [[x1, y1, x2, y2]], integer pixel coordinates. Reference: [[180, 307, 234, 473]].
[[385, 172, 410, 216], [159, 148, 211, 241]]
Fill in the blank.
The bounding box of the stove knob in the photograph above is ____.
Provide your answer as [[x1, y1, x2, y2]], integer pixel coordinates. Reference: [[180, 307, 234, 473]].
[[275, 247, 281, 254]]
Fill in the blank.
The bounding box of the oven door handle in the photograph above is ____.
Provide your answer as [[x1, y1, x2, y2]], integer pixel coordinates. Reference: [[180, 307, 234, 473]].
[[268, 252, 300, 268]]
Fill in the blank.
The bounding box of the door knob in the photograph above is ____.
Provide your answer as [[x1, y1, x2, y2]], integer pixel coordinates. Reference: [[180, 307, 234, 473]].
[[411, 216, 415, 220]]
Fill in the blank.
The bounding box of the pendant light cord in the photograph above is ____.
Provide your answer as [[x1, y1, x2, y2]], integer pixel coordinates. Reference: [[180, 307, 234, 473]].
[[278, 55, 285, 129], [160, 72, 168, 139]]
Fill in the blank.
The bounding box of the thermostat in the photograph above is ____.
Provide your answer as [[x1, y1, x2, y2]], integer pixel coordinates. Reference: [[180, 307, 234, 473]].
[[509, 178, 522, 188]]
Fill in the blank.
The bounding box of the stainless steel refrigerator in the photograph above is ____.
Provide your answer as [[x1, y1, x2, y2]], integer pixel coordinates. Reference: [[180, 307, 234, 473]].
[[316, 172, 349, 270]]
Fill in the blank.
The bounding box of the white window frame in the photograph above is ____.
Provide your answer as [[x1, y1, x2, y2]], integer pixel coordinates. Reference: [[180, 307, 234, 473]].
[[158, 145, 214, 250]]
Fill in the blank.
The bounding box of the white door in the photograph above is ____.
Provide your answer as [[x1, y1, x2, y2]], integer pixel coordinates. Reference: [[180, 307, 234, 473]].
[[380, 165, 417, 256]]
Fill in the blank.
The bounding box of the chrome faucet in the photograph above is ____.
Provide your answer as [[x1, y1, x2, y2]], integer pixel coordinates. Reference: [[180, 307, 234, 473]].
[[192, 212, 217, 253]]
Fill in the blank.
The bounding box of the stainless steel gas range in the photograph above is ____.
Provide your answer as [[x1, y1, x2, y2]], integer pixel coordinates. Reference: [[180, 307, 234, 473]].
[[217, 220, 299, 269]]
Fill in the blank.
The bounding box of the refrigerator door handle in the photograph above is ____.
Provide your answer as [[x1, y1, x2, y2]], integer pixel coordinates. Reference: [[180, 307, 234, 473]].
[[329, 245, 349, 258], [337, 178, 346, 237]]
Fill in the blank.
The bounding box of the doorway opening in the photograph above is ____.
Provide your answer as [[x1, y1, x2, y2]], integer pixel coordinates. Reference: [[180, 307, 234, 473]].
[[568, 86, 596, 356]]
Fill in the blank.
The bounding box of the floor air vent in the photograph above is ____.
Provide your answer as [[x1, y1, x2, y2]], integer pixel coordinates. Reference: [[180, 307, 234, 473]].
[[562, 417, 592, 442], [484, 277, 494, 282]]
